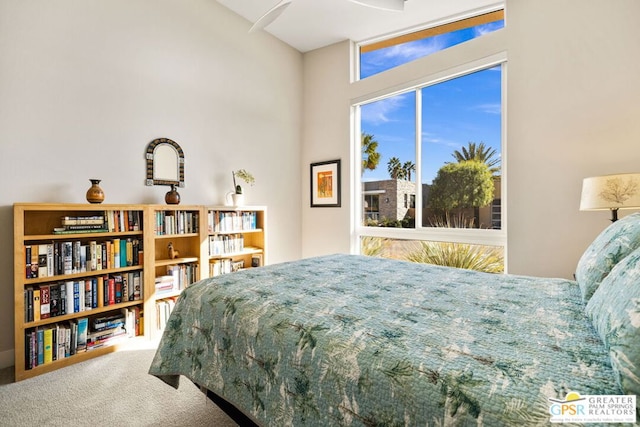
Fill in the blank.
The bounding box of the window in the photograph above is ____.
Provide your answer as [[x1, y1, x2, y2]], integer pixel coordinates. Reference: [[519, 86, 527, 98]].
[[355, 11, 506, 271], [359, 10, 504, 79], [360, 65, 503, 230]]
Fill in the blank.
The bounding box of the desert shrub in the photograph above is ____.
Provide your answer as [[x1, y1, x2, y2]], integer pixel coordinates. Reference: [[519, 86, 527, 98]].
[[360, 236, 389, 257], [405, 241, 504, 273]]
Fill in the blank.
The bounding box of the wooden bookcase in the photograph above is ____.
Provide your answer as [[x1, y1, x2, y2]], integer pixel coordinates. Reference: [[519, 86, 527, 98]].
[[14, 203, 268, 380], [143, 205, 208, 340], [13, 203, 146, 381], [205, 206, 267, 277]]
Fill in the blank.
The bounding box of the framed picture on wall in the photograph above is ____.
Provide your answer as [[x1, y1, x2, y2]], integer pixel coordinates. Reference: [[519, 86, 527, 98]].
[[310, 159, 341, 207]]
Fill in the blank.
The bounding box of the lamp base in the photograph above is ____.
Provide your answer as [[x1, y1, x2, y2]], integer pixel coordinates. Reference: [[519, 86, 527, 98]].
[[610, 208, 619, 222]]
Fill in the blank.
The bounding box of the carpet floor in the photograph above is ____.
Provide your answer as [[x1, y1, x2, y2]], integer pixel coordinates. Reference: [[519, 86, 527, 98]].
[[0, 347, 238, 426]]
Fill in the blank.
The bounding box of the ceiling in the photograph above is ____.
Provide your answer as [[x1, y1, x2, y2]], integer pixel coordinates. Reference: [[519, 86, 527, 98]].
[[216, 0, 503, 53]]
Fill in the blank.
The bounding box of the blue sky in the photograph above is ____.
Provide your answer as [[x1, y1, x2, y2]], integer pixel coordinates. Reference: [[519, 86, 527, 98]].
[[360, 21, 504, 184]]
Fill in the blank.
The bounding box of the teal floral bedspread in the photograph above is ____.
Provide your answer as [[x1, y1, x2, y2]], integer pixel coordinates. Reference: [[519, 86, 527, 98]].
[[149, 254, 623, 426]]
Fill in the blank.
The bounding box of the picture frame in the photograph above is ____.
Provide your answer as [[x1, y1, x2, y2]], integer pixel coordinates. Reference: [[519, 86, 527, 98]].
[[310, 159, 341, 207]]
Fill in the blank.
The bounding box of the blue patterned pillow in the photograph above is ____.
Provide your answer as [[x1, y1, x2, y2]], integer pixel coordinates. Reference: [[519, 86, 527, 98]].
[[585, 246, 640, 397], [575, 212, 640, 302]]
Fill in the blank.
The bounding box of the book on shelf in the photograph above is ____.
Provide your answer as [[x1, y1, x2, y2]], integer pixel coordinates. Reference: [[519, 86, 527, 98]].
[[33, 288, 41, 322], [76, 318, 88, 352], [210, 258, 233, 276], [38, 245, 48, 278], [154, 210, 199, 235], [61, 216, 104, 226], [24, 238, 142, 279], [208, 210, 257, 233], [24, 287, 34, 323], [40, 284, 51, 319], [37, 328, 44, 366], [43, 328, 53, 364], [23, 300, 140, 370], [156, 298, 178, 331], [208, 234, 244, 256], [53, 227, 109, 235], [23, 272, 144, 322]]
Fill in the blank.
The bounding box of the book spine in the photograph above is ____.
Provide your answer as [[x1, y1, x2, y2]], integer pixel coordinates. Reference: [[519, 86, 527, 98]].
[[84, 280, 92, 311], [73, 241, 81, 273], [37, 328, 44, 366], [73, 282, 80, 313], [49, 283, 60, 318], [38, 245, 47, 278], [25, 245, 33, 279], [65, 281, 74, 315], [46, 244, 54, 277], [39, 285, 50, 319], [59, 283, 66, 316]]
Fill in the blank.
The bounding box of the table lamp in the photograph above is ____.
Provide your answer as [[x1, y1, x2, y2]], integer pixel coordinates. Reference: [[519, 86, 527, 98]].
[[580, 173, 640, 221]]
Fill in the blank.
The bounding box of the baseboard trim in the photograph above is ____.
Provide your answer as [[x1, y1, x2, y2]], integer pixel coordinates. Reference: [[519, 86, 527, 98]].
[[0, 349, 14, 370]]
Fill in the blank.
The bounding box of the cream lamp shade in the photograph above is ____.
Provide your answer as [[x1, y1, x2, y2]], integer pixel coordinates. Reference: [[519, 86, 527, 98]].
[[580, 173, 640, 221]]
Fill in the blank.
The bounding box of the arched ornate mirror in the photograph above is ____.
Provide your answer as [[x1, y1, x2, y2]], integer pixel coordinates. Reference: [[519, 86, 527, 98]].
[[145, 138, 185, 187]]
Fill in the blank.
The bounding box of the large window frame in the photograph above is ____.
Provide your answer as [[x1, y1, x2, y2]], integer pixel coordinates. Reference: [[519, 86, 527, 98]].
[[351, 53, 507, 259]]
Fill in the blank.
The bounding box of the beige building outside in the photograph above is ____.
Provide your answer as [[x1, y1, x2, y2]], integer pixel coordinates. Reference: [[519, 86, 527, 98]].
[[363, 177, 501, 229]]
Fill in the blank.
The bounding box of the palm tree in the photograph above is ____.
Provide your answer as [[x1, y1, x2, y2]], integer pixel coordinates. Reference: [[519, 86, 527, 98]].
[[387, 157, 405, 179], [361, 133, 381, 174], [402, 160, 415, 181], [451, 142, 500, 175]]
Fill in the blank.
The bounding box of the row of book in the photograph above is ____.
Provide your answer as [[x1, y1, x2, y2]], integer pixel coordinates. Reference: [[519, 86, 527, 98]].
[[209, 234, 244, 256], [24, 307, 142, 370], [154, 210, 199, 236], [156, 297, 178, 332], [54, 211, 142, 234], [25, 238, 142, 279], [210, 258, 244, 276], [24, 271, 143, 323], [208, 210, 258, 233], [155, 263, 199, 296]]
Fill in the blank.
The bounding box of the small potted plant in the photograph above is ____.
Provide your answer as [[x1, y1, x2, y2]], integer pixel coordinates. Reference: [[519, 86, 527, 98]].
[[232, 169, 255, 194], [227, 169, 255, 206]]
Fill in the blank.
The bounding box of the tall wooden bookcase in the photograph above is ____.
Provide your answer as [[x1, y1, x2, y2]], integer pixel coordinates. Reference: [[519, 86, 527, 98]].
[[14, 203, 268, 380], [13, 204, 146, 381], [143, 205, 208, 340]]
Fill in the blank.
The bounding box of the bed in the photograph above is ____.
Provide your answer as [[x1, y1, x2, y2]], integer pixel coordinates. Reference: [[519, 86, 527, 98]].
[[149, 214, 640, 426]]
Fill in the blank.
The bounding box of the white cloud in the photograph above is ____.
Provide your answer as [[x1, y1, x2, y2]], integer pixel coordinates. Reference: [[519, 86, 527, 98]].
[[472, 103, 501, 115], [361, 93, 410, 125]]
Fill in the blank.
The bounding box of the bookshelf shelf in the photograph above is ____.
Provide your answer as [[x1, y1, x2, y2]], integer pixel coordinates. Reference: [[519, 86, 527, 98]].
[[23, 265, 143, 285], [23, 300, 144, 329], [154, 257, 200, 267]]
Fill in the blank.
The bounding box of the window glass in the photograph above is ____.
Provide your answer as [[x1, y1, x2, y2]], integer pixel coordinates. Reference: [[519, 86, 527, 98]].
[[360, 66, 502, 230], [360, 14, 504, 79], [421, 66, 502, 229], [361, 92, 416, 228], [360, 236, 504, 273]]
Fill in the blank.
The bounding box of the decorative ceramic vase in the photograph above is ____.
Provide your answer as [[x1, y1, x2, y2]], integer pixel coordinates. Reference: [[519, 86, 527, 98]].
[[225, 191, 244, 206], [86, 179, 105, 204], [165, 184, 180, 205], [232, 193, 244, 206]]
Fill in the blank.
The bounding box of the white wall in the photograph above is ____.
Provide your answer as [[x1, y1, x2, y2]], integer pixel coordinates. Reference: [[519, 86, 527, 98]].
[[301, 42, 353, 258], [0, 1, 303, 364], [505, 0, 640, 276], [301, 0, 640, 276]]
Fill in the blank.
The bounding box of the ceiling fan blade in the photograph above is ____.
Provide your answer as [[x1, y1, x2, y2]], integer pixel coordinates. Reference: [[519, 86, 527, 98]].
[[349, 0, 404, 11], [249, 0, 293, 33]]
